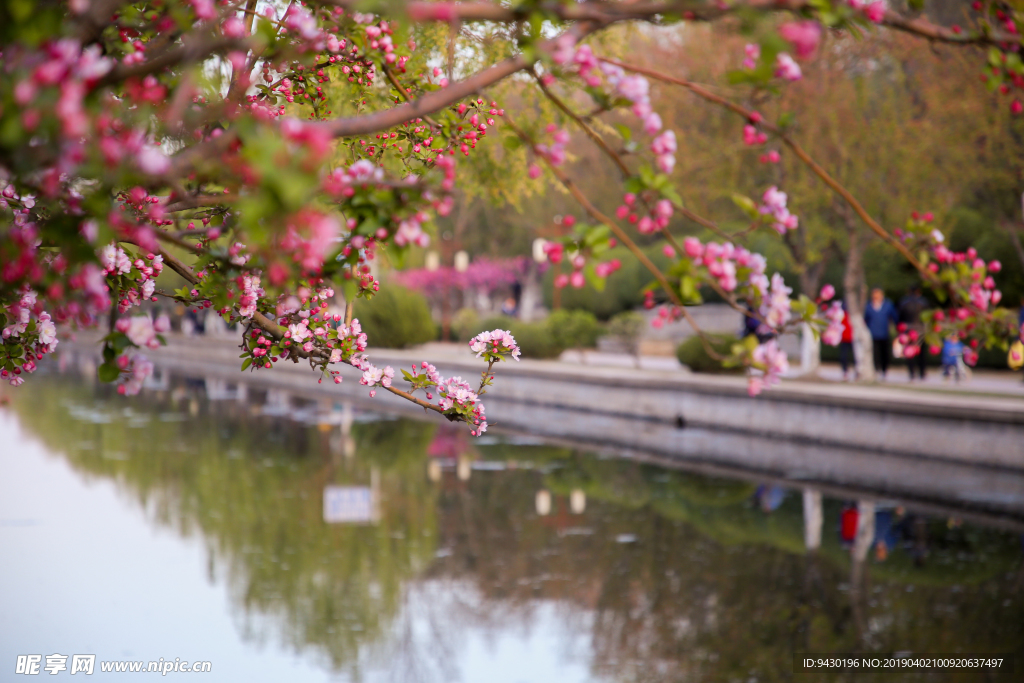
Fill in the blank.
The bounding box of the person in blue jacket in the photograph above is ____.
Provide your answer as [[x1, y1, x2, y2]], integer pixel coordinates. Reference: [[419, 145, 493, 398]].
[[864, 287, 899, 378]]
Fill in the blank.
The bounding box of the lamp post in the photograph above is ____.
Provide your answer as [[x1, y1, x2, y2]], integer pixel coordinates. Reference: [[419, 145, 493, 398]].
[[440, 248, 470, 342]]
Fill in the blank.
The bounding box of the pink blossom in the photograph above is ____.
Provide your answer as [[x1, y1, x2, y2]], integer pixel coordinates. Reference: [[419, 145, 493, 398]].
[[138, 145, 170, 175], [774, 53, 802, 81], [821, 302, 844, 346], [125, 315, 160, 349], [222, 17, 247, 38], [38, 314, 58, 349], [758, 186, 799, 234], [742, 43, 760, 70], [552, 34, 577, 66], [189, 0, 216, 21], [360, 364, 395, 389], [863, 1, 886, 23], [752, 339, 789, 390], [820, 284, 836, 301], [651, 130, 676, 156], [778, 21, 822, 59], [469, 328, 521, 361], [239, 275, 263, 319], [762, 273, 792, 329], [643, 112, 663, 135]]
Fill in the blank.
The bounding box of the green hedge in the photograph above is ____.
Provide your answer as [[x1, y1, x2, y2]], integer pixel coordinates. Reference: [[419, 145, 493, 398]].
[[472, 310, 603, 359], [676, 334, 744, 374], [480, 316, 563, 359], [353, 285, 437, 348], [545, 309, 603, 350]]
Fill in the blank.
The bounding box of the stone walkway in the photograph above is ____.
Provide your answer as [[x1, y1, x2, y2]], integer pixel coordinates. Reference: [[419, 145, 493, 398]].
[[413, 342, 1024, 404]]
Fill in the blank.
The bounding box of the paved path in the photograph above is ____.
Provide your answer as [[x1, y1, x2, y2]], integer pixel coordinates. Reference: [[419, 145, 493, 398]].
[[410, 342, 1024, 409]]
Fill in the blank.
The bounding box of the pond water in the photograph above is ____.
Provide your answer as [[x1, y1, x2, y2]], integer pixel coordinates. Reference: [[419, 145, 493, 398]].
[[1, 370, 1022, 682]]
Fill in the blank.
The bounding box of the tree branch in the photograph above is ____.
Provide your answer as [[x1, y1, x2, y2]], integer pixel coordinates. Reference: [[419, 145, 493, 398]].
[[505, 114, 725, 360], [314, 0, 1022, 47], [602, 58, 933, 283]]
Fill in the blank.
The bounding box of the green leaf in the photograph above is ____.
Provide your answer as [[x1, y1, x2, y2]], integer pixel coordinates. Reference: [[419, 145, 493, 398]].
[[241, 357, 252, 371], [98, 363, 120, 383], [731, 193, 759, 219], [624, 176, 644, 194]]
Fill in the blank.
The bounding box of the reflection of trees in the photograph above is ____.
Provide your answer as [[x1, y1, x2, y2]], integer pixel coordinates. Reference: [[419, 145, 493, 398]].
[[11, 374, 440, 678], [8, 375, 1024, 683], [432, 447, 1024, 682]]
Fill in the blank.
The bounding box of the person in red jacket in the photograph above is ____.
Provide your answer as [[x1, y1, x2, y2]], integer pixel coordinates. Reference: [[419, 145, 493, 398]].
[[838, 303, 855, 380]]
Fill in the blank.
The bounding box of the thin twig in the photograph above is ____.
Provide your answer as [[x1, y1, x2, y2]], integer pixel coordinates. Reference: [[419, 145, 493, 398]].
[[505, 114, 725, 360]]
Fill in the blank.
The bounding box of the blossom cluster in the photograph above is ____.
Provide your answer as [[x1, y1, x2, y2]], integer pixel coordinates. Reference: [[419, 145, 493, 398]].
[[469, 329, 522, 363], [533, 125, 571, 167], [681, 237, 768, 295], [748, 340, 790, 396], [402, 360, 489, 436], [550, 38, 678, 174], [821, 302, 846, 347], [115, 354, 154, 396], [1, 289, 58, 387], [115, 314, 170, 350], [758, 186, 800, 234], [892, 213, 1018, 365], [99, 243, 165, 312]]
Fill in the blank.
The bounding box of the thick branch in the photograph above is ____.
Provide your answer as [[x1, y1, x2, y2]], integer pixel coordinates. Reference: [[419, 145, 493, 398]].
[[171, 23, 601, 175], [98, 35, 253, 87], [314, 0, 1024, 48]]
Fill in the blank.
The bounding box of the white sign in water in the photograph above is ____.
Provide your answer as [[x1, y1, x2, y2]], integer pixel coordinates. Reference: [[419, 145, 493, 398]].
[[323, 486, 376, 523]]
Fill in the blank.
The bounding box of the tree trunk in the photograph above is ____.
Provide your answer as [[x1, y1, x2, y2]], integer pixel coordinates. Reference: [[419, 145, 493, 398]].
[[785, 233, 828, 375], [840, 208, 875, 381], [1002, 220, 1024, 272], [800, 322, 821, 375]]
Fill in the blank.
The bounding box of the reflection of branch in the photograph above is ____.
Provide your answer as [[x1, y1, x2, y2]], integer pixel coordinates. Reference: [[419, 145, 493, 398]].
[[603, 58, 933, 283], [505, 115, 725, 360]]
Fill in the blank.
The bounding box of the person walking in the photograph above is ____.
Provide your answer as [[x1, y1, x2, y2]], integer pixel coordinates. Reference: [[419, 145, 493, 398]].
[[941, 335, 964, 382], [864, 287, 899, 379], [838, 302, 855, 380], [898, 285, 929, 381]]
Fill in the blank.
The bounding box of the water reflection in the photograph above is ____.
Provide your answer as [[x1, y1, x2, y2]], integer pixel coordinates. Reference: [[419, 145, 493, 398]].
[[2, 367, 1023, 682]]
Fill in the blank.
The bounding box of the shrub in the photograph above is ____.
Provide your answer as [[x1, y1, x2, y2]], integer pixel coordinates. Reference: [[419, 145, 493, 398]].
[[676, 333, 743, 374], [450, 307, 481, 342], [606, 311, 646, 355], [546, 309, 603, 350], [354, 285, 437, 348], [480, 316, 564, 359]]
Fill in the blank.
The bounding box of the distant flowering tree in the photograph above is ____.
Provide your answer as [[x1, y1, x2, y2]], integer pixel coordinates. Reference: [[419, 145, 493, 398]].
[[391, 256, 530, 297], [1, 0, 1022, 428]]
